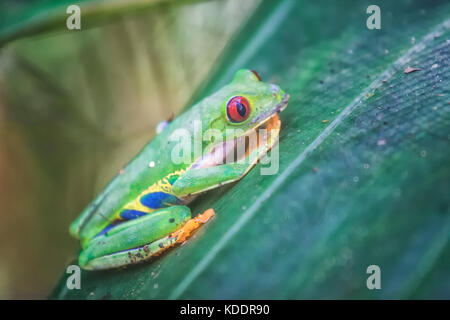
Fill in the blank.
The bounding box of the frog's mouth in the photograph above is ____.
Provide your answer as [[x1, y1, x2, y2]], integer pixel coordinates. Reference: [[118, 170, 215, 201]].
[[192, 94, 289, 169]]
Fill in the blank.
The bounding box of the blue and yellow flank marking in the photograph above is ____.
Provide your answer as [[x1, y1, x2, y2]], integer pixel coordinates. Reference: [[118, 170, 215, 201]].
[[117, 169, 185, 220]]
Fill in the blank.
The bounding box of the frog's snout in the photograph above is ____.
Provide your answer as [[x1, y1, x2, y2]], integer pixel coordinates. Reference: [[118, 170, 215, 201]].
[[275, 93, 289, 114], [270, 84, 287, 103], [270, 84, 281, 95]]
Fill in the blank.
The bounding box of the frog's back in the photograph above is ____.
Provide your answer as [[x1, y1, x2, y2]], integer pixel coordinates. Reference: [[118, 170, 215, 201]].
[[70, 104, 203, 241]]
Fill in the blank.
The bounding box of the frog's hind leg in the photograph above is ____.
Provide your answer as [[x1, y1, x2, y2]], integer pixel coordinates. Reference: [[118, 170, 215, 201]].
[[79, 207, 214, 270]]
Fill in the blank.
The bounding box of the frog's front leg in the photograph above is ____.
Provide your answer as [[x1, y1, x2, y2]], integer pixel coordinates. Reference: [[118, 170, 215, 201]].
[[171, 163, 252, 197], [172, 114, 281, 197], [79, 206, 214, 270]]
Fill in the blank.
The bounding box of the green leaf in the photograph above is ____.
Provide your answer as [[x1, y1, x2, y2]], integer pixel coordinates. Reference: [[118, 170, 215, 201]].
[[51, 0, 450, 299]]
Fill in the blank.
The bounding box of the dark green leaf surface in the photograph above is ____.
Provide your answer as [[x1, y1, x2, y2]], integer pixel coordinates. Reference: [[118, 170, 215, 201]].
[[52, 0, 450, 299]]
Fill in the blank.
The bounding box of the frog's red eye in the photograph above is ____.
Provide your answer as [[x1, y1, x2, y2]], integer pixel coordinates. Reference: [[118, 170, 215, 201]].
[[227, 96, 250, 123], [251, 70, 261, 81]]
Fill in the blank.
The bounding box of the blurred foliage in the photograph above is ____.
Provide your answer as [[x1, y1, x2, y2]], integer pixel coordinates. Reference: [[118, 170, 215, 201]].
[[52, 0, 450, 299], [0, 0, 205, 47], [0, 0, 260, 298]]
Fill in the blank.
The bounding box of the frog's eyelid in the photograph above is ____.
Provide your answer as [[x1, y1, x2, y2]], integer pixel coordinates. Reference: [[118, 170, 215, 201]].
[[250, 70, 261, 81]]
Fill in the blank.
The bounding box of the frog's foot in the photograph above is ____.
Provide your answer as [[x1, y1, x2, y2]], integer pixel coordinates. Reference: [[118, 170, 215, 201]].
[[79, 208, 214, 270], [156, 113, 174, 134], [254, 112, 281, 159], [156, 208, 215, 255]]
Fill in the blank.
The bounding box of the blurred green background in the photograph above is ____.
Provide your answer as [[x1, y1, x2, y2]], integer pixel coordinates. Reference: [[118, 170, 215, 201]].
[[1, 0, 449, 299]]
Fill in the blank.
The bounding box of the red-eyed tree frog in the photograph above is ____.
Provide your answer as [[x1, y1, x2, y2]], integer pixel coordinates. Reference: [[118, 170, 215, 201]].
[[69, 69, 289, 270]]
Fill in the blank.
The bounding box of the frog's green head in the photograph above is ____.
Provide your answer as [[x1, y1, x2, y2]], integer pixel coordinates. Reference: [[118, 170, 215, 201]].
[[193, 69, 289, 169], [206, 69, 289, 134]]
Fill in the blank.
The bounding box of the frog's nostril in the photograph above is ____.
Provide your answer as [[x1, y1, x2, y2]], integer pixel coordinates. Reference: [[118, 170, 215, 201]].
[[270, 84, 281, 98]]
